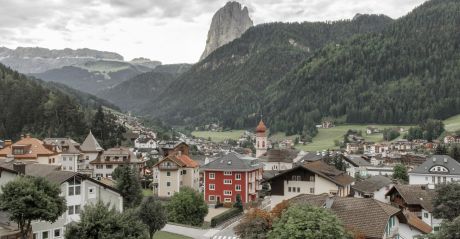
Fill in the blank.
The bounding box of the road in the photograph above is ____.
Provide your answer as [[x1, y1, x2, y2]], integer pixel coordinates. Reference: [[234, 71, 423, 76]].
[[210, 219, 240, 239]]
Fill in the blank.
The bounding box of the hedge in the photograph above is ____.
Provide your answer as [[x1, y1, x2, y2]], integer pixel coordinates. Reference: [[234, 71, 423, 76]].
[[210, 208, 243, 227]]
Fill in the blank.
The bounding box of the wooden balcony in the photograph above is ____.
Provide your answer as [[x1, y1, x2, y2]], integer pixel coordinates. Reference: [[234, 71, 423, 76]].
[[158, 164, 179, 170]]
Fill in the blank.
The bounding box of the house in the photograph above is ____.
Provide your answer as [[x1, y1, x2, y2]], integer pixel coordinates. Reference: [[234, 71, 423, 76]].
[[255, 120, 268, 158], [90, 147, 143, 178], [444, 135, 460, 144], [346, 143, 361, 154], [43, 138, 82, 173], [160, 141, 190, 157], [321, 121, 334, 128], [258, 149, 297, 171], [366, 126, 380, 135], [134, 136, 157, 149], [290, 194, 431, 239], [341, 154, 371, 177], [79, 131, 104, 176], [385, 184, 440, 231], [0, 163, 123, 239], [152, 149, 199, 197], [0, 135, 58, 164], [201, 152, 263, 204], [409, 155, 460, 185], [352, 175, 394, 203], [265, 160, 354, 208]]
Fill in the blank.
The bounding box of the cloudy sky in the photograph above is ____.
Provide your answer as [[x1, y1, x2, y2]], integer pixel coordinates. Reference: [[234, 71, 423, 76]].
[[0, 0, 427, 64]]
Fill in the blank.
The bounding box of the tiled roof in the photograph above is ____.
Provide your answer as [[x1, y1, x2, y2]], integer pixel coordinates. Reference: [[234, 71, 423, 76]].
[[200, 152, 262, 171], [258, 149, 298, 163], [410, 155, 460, 175], [0, 136, 56, 158], [43, 138, 81, 155], [155, 153, 199, 168], [298, 152, 323, 163], [0, 161, 60, 177], [353, 175, 393, 194], [343, 155, 372, 167], [291, 194, 402, 239], [404, 211, 432, 234], [385, 185, 435, 212], [256, 120, 267, 133], [80, 131, 103, 152]]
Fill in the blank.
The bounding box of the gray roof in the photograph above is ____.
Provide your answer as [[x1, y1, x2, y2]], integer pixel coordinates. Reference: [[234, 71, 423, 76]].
[[352, 175, 393, 194], [298, 152, 323, 163], [259, 149, 298, 163], [80, 131, 103, 152], [343, 155, 372, 167], [43, 138, 81, 154], [200, 152, 262, 171], [0, 162, 60, 177], [410, 155, 460, 175]]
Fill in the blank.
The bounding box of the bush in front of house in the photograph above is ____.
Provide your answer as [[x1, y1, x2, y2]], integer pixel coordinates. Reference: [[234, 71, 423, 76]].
[[210, 207, 243, 227], [167, 187, 208, 226]]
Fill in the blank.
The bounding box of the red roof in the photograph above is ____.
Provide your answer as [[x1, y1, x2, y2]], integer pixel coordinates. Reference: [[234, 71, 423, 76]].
[[155, 154, 199, 168], [256, 120, 267, 133]]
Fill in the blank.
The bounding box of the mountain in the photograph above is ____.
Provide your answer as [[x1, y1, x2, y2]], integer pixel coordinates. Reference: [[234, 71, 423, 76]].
[[129, 57, 162, 69], [140, 14, 393, 129], [0, 63, 89, 140], [200, 1, 253, 61], [99, 64, 192, 111], [265, 0, 460, 135], [31, 60, 153, 95], [0, 47, 123, 73]]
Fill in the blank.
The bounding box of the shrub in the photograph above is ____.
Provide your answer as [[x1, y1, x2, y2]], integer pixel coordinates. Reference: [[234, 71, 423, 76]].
[[210, 208, 243, 227]]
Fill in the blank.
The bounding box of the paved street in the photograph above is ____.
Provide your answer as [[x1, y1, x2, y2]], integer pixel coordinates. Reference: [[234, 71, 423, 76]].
[[210, 219, 240, 239], [162, 224, 218, 239]]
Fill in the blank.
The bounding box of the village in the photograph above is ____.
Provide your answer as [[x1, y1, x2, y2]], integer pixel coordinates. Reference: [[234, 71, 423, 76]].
[[1, 113, 460, 239]]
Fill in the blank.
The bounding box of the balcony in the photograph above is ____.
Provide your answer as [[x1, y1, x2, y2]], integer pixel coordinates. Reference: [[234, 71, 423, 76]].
[[158, 164, 179, 171]]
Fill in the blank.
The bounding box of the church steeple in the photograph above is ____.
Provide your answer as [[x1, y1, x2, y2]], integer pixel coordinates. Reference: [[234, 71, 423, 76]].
[[255, 119, 268, 158]]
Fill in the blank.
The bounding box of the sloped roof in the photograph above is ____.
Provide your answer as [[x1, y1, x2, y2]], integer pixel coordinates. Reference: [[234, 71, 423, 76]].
[[404, 211, 432, 234], [200, 152, 262, 171], [43, 138, 81, 155], [259, 149, 298, 163], [410, 155, 460, 175], [256, 120, 267, 133], [385, 185, 435, 212], [352, 175, 393, 194], [291, 194, 402, 239], [343, 155, 372, 167], [298, 152, 323, 163], [80, 131, 103, 152], [265, 160, 354, 187], [0, 136, 56, 158], [155, 153, 199, 168]]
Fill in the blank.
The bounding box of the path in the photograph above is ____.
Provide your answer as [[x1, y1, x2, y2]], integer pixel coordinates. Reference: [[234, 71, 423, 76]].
[[162, 224, 219, 239]]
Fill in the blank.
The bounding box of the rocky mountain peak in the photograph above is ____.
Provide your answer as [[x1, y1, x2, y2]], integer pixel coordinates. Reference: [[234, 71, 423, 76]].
[[199, 1, 253, 61]]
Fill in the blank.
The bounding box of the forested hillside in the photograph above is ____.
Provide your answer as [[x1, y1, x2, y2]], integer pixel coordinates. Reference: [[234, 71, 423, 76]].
[[0, 63, 122, 142], [267, 0, 460, 134], [140, 14, 393, 129]]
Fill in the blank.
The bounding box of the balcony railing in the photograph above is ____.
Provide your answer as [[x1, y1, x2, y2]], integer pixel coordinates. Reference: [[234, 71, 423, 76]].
[[158, 165, 179, 170]]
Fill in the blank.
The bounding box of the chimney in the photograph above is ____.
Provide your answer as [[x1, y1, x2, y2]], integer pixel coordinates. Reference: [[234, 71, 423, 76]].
[[4, 140, 12, 147], [13, 162, 26, 175]]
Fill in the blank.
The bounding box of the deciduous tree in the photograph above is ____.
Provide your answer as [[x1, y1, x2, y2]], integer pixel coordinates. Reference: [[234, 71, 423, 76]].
[[392, 164, 408, 183], [115, 166, 143, 209], [433, 183, 460, 221], [166, 187, 208, 226], [138, 197, 167, 239]]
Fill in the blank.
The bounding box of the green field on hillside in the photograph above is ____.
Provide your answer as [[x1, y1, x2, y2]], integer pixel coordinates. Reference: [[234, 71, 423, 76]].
[[191, 130, 246, 142], [444, 114, 460, 132], [296, 124, 413, 152]]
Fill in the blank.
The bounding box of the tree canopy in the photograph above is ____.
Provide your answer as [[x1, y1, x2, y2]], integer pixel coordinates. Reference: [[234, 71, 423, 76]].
[[138, 196, 167, 239], [166, 187, 208, 226], [392, 164, 409, 183], [433, 183, 460, 221], [115, 166, 143, 209], [0, 176, 66, 239]]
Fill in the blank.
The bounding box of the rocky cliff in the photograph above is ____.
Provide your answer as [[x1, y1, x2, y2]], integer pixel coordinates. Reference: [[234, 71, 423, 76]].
[[200, 1, 253, 61]]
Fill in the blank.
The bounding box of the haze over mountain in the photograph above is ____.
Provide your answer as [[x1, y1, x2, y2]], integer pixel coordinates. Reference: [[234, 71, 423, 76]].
[[200, 1, 253, 61]]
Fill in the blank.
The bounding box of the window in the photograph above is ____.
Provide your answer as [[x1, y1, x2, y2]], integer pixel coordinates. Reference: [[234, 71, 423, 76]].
[[209, 195, 216, 201], [89, 187, 95, 194], [166, 182, 171, 187], [209, 173, 215, 179], [209, 184, 215, 190], [106, 165, 113, 169], [68, 177, 81, 196], [63, 157, 67, 161], [167, 172, 171, 176], [75, 185, 81, 195], [297, 187, 300, 193], [288, 187, 291, 192], [42, 231, 49, 239], [434, 226, 440, 232], [309, 176, 315, 182], [297, 176, 301, 181], [69, 166, 73, 170], [54, 229, 61, 238], [182, 170, 186, 175], [33, 233, 37, 239], [224, 179, 232, 184], [86, 156, 89, 160], [69, 157, 73, 162], [432, 176, 435, 183], [443, 177, 447, 183], [68, 206, 74, 215], [224, 171, 232, 175], [291, 175, 297, 181], [235, 173, 241, 180], [75, 205, 81, 214], [224, 190, 232, 196], [96, 165, 103, 169], [424, 213, 429, 218], [235, 184, 241, 191], [310, 188, 315, 194], [63, 166, 66, 170], [224, 198, 231, 202]]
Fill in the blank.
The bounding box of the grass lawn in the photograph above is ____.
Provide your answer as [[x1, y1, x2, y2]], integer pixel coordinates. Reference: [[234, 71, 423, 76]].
[[153, 231, 192, 239], [142, 189, 153, 197], [192, 130, 246, 142], [296, 124, 414, 152], [444, 114, 460, 132]]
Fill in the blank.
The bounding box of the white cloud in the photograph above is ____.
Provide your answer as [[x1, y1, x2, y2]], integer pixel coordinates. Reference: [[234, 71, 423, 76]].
[[0, 0, 427, 64]]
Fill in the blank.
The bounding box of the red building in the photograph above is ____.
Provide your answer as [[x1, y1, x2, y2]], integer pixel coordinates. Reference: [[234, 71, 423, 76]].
[[202, 152, 263, 204]]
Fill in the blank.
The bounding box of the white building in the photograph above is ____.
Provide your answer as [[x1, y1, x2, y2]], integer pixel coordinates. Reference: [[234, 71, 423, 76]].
[[79, 131, 104, 177], [341, 154, 371, 177], [43, 138, 82, 173], [352, 175, 394, 203], [409, 155, 460, 185], [90, 147, 144, 179], [255, 120, 268, 158], [134, 136, 157, 149], [0, 163, 123, 239]]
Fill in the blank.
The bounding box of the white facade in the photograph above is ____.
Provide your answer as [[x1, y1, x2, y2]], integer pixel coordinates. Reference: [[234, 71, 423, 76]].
[[262, 161, 292, 171], [61, 154, 79, 172], [255, 134, 267, 158], [135, 138, 157, 149], [354, 183, 393, 203]]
